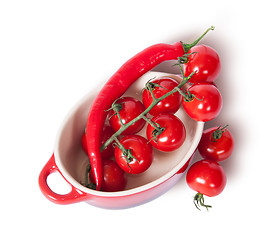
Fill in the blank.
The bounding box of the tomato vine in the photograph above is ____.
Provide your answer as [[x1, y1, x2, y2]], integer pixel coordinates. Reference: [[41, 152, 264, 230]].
[[100, 70, 195, 152]]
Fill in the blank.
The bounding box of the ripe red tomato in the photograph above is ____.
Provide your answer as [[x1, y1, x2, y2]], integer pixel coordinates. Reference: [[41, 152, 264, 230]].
[[114, 135, 153, 174], [81, 124, 115, 158], [198, 126, 234, 162], [89, 159, 127, 192], [146, 113, 186, 152], [108, 97, 146, 135], [186, 159, 226, 197], [142, 78, 182, 115], [183, 45, 221, 83], [182, 83, 222, 122]]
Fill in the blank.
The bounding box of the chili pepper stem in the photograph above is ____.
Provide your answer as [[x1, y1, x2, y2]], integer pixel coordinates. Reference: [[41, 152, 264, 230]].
[[181, 26, 215, 53]]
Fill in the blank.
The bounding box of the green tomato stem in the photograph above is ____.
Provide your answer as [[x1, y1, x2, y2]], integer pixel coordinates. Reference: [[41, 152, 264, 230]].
[[84, 164, 96, 190], [141, 115, 160, 131], [193, 193, 212, 211], [212, 125, 229, 141]]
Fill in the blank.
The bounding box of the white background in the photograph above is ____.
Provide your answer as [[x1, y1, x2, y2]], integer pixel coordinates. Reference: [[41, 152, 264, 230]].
[[1, 0, 276, 239]]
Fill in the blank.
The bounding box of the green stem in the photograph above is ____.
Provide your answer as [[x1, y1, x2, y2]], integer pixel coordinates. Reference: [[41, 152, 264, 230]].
[[142, 115, 160, 131], [107, 102, 125, 126], [146, 82, 158, 100], [113, 137, 125, 152], [182, 26, 215, 53], [193, 193, 212, 211], [116, 110, 124, 126], [84, 164, 96, 190], [178, 61, 186, 80], [113, 137, 138, 167], [212, 125, 229, 141]]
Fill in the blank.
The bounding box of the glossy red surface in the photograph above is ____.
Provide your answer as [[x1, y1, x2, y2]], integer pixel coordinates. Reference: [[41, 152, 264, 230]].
[[182, 83, 222, 122], [114, 135, 153, 174], [184, 45, 221, 83], [198, 127, 234, 162], [186, 159, 226, 197], [146, 114, 186, 152], [108, 97, 146, 135]]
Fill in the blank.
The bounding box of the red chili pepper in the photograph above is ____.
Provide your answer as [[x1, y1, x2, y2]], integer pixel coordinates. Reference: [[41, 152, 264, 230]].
[[86, 27, 215, 190], [86, 42, 185, 190]]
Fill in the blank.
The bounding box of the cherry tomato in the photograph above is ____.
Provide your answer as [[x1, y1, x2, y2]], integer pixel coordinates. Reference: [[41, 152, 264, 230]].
[[198, 126, 234, 162], [108, 97, 146, 135], [186, 159, 226, 210], [184, 45, 221, 83], [81, 124, 115, 159], [182, 83, 222, 122], [142, 78, 182, 116], [186, 159, 226, 197], [146, 113, 186, 152], [114, 135, 153, 174], [89, 159, 127, 192]]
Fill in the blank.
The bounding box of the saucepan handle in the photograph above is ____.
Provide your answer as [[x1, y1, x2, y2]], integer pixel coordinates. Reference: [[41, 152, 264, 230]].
[[38, 154, 88, 204]]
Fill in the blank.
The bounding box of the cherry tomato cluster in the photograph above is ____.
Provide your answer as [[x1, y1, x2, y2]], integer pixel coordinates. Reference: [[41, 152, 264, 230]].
[[81, 76, 189, 191]]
